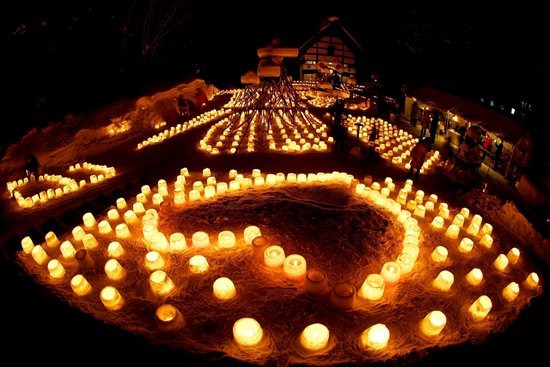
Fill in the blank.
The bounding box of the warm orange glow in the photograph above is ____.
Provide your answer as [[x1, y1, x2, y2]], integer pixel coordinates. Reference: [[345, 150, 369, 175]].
[[300, 323, 329, 351], [100, 286, 124, 310], [433, 270, 454, 291], [360, 323, 390, 350], [189, 255, 209, 273], [469, 295, 492, 321], [213, 277, 237, 300], [233, 318, 263, 346], [283, 254, 307, 282], [380, 262, 401, 287], [70, 274, 92, 296], [264, 245, 285, 268], [420, 311, 446, 337]]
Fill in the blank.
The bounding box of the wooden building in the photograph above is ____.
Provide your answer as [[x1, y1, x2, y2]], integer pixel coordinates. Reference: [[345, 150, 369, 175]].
[[295, 17, 365, 85]]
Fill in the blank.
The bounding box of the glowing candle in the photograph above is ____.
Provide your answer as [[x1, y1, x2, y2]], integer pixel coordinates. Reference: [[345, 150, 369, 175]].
[[107, 241, 125, 258], [468, 295, 492, 321], [396, 252, 415, 274], [98, 220, 113, 234], [100, 286, 124, 311], [304, 269, 330, 296], [458, 237, 474, 253], [218, 230, 236, 248], [144, 251, 165, 271], [233, 318, 263, 347], [413, 205, 425, 218], [155, 304, 185, 332], [150, 232, 170, 253], [402, 242, 420, 261], [21, 236, 35, 254], [480, 223, 493, 236], [300, 323, 329, 351], [252, 236, 269, 259], [115, 223, 132, 239], [264, 245, 285, 268], [116, 198, 128, 211], [452, 213, 465, 227], [283, 254, 307, 282], [507, 247, 520, 264], [420, 310, 446, 337], [105, 259, 127, 281], [405, 224, 421, 239], [189, 255, 209, 273], [243, 225, 261, 245], [444, 224, 460, 239], [70, 274, 92, 296], [330, 283, 356, 309], [47, 259, 66, 279], [213, 277, 237, 300], [174, 194, 186, 207], [31, 245, 49, 265], [142, 213, 158, 228], [433, 270, 454, 291], [123, 210, 139, 225], [107, 209, 120, 221], [397, 210, 411, 224], [466, 222, 480, 236], [380, 262, 401, 287], [471, 213, 483, 226], [360, 323, 390, 350], [360, 273, 385, 301], [169, 232, 188, 252], [524, 272, 540, 289], [149, 270, 175, 296], [502, 282, 520, 302], [60, 240, 76, 261], [82, 212, 97, 228], [82, 233, 99, 250], [480, 233, 493, 248], [45, 231, 60, 249], [192, 231, 210, 248], [493, 254, 509, 271], [152, 193, 164, 205], [431, 246, 448, 262], [425, 201, 435, 211]]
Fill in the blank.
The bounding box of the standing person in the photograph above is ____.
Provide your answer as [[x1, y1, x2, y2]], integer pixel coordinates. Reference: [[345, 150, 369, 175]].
[[406, 139, 432, 180], [420, 109, 430, 139], [429, 110, 440, 143], [329, 98, 346, 125], [494, 139, 504, 170], [367, 124, 379, 162], [410, 101, 420, 127], [193, 88, 208, 114], [332, 119, 348, 155]]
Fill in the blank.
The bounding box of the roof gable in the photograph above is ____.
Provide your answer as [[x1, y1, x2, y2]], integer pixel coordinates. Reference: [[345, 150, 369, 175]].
[[298, 17, 364, 58]]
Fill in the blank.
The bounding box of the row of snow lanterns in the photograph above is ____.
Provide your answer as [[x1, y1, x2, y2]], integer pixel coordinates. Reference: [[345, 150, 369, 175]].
[[200, 112, 330, 154], [136, 109, 230, 150], [357, 175, 539, 299], [18, 167, 541, 355], [7, 162, 116, 208]]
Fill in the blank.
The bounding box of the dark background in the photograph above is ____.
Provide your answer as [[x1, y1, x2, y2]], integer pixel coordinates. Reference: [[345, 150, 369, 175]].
[[2, 2, 548, 155]]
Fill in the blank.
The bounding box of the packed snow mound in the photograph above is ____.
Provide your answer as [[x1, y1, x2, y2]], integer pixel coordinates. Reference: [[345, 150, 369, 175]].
[[0, 80, 217, 182]]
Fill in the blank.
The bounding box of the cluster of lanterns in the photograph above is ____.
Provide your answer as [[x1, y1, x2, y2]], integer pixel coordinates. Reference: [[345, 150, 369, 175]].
[[7, 161, 116, 209], [136, 109, 231, 150], [16, 166, 543, 365], [199, 113, 330, 154]]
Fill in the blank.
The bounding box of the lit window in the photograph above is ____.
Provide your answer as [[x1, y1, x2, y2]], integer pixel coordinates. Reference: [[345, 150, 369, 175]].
[[511, 108, 515, 114], [490, 101, 494, 106]]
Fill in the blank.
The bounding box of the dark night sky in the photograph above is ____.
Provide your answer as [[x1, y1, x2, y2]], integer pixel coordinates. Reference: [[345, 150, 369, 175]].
[[1, 2, 548, 148]]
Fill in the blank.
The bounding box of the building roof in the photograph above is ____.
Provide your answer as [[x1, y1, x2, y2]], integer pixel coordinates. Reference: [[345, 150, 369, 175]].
[[298, 16, 364, 58], [408, 86, 527, 144]]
